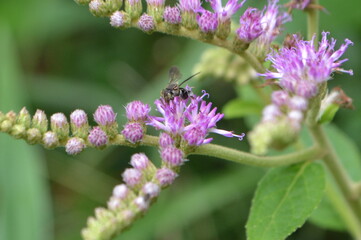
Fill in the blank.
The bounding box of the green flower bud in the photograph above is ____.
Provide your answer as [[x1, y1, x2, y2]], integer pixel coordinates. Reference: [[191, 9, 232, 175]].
[[43, 131, 59, 149], [50, 113, 70, 141], [125, 0, 143, 20], [1, 120, 13, 133], [16, 107, 31, 129], [181, 11, 198, 30], [11, 124, 26, 139], [32, 110, 48, 134], [26, 128, 42, 144], [89, 0, 122, 17], [216, 19, 231, 40]]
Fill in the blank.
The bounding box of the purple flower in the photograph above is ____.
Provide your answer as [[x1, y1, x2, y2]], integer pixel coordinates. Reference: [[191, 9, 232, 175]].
[[65, 137, 86, 155], [94, 105, 117, 126], [208, 0, 246, 22], [125, 101, 150, 122], [122, 122, 144, 143], [138, 14, 155, 32], [163, 6, 182, 24], [178, 0, 202, 12], [88, 126, 108, 147], [197, 10, 219, 33], [156, 168, 178, 187], [260, 32, 353, 98], [237, 7, 263, 42], [258, 0, 291, 47], [148, 90, 244, 146]]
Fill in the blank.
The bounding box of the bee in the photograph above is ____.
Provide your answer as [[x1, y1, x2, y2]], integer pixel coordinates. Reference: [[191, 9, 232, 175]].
[[161, 66, 200, 102]]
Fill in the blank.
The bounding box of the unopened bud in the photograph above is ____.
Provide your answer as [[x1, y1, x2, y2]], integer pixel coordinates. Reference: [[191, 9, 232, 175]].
[[32, 110, 48, 134], [51, 113, 70, 140], [125, 0, 143, 19], [70, 109, 89, 139], [156, 167, 177, 187], [88, 126, 108, 148], [66, 137, 86, 155], [43, 131, 59, 149], [26, 128, 42, 144], [122, 122, 144, 143], [16, 107, 31, 128]]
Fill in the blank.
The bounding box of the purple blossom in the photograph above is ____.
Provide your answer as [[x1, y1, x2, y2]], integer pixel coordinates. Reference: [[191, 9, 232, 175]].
[[208, 0, 246, 22], [260, 32, 353, 98], [163, 6, 182, 24], [88, 126, 108, 147], [122, 122, 144, 143], [125, 101, 150, 122], [197, 10, 219, 33], [258, 0, 291, 47], [138, 14, 155, 32], [178, 0, 202, 12], [94, 105, 117, 126], [148, 90, 244, 146], [237, 7, 263, 43]]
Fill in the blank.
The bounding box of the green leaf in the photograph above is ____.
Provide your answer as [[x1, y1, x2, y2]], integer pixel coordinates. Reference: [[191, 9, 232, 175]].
[[318, 104, 340, 124], [223, 99, 263, 119], [246, 162, 325, 240], [0, 24, 52, 240]]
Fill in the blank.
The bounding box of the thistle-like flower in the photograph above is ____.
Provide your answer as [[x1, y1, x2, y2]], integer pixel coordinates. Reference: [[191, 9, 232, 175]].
[[125, 101, 150, 122], [236, 8, 263, 43], [138, 14, 155, 32], [260, 32, 353, 98], [148, 90, 244, 146], [197, 10, 219, 35], [163, 6, 182, 25]]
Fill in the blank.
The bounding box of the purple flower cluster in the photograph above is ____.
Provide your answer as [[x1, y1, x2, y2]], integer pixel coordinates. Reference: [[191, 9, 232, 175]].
[[208, 0, 246, 23], [261, 32, 353, 98], [148, 89, 244, 146]]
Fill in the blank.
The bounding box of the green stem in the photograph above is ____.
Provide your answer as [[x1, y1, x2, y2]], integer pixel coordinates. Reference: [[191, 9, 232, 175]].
[[111, 134, 324, 168], [130, 22, 266, 74], [307, 0, 319, 42], [308, 125, 361, 218]]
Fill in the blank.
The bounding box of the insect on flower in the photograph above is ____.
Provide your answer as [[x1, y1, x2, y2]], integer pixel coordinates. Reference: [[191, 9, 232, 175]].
[[161, 66, 200, 102]]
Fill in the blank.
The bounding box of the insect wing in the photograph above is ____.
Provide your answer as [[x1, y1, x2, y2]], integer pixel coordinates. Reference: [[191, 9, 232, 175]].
[[168, 66, 182, 84]]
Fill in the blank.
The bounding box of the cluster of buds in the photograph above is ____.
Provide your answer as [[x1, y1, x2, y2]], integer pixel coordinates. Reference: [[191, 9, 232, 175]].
[[249, 32, 353, 155], [76, 0, 291, 54], [121, 101, 150, 144], [82, 152, 178, 239]]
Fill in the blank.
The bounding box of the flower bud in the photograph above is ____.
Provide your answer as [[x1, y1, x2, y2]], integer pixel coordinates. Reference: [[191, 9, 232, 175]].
[[16, 107, 31, 129], [133, 196, 149, 211], [146, 0, 165, 22], [289, 96, 308, 111], [1, 120, 13, 132], [70, 109, 89, 139], [142, 182, 160, 199], [125, 0, 143, 19], [197, 11, 218, 39], [156, 167, 177, 187], [110, 11, 130, 28], [236, 8, 263, 43], [138, 14, 155, 33], [88, 126, 108, 147], [130, 153, 150, 170], [26, 128, 42, 144], [163, 6, 182, 25], [32, 110, 48, 134], [125, 101, 150, 122], [271, 90, 289, 107], [66, 137, 86, 155], [11, 124, 26, 139], [107, 197, 121, 211], [89, 0, 123, 17], [122, 168, 143, 189], [161, 146, 185, 167], [179, 0, 201, 29], [94, 105, 118, 138], [43, 131, 59, 149], [122, 122, 144, 143], [112, 184, 130, 199], [51, 113, 70, 140], [159, 132, 174, 148]]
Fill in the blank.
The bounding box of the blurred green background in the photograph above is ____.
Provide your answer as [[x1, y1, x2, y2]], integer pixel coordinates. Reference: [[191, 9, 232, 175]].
[[0, 0, 360, 239]]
